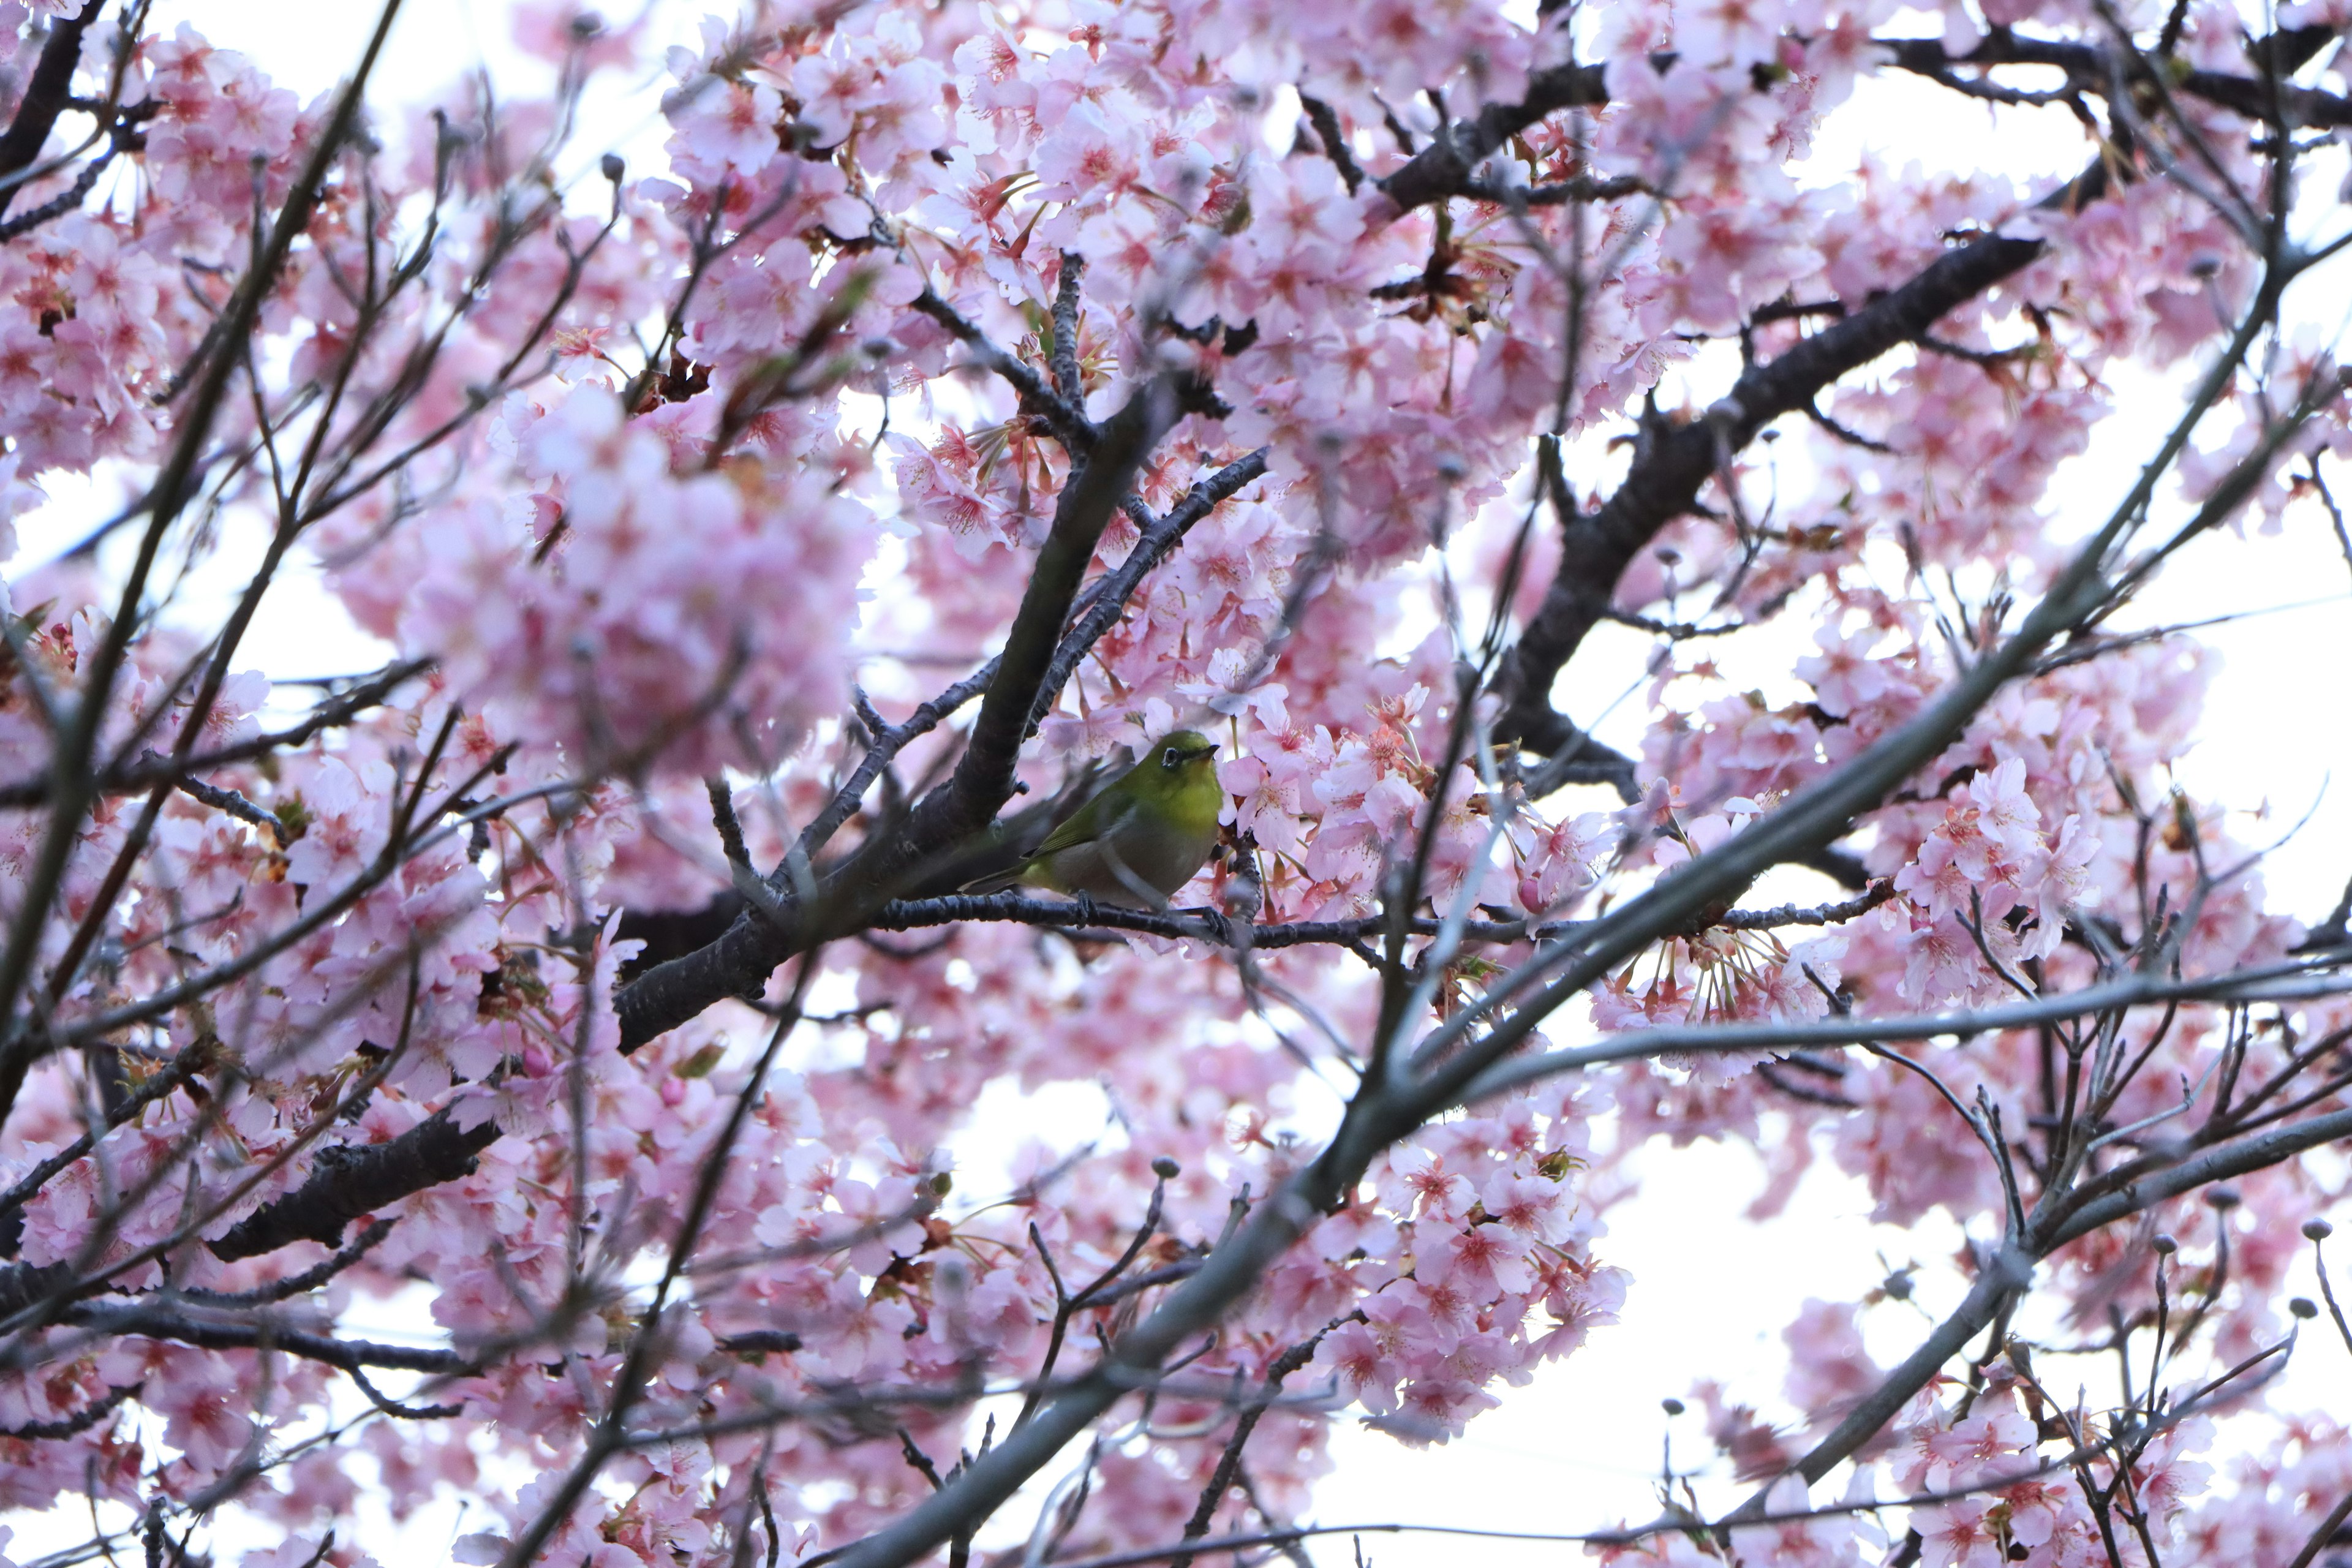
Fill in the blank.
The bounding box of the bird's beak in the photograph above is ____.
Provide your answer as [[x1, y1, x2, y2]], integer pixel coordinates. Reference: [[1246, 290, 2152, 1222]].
[[1178, 743, 1218, 764]]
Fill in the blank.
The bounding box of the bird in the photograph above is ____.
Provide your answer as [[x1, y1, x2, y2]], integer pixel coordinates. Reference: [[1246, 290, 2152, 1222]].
[[961, 730, 1224, 908]]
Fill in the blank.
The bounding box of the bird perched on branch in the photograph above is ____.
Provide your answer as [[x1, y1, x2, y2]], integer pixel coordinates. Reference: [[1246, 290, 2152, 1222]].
[[962, 730, 1224, 908]]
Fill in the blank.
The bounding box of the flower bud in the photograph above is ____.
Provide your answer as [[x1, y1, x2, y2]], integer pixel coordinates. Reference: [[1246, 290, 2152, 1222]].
[[2206, 1186, 2241, 1210], [2152, 1234, 2177, 1256], [2304, 1219, 2335, 1242], [1152, 1156, 1182, 1181], [2290, 1297, 2318, 1319]]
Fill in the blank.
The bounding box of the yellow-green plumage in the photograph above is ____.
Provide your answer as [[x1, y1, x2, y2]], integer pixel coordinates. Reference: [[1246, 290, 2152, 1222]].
[[965, 731, 1224, 908]]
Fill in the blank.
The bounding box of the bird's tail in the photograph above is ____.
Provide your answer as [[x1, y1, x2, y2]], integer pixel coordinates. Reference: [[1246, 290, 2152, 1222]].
[[957, 864, 1030, 897]]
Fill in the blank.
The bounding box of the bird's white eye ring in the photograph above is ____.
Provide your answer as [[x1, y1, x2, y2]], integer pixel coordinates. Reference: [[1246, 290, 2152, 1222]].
[[1161, 748, 1180, 769]]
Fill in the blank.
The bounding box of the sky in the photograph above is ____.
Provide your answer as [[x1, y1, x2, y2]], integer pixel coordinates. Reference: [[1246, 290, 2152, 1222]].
[[10, 3, 2352, 1565]]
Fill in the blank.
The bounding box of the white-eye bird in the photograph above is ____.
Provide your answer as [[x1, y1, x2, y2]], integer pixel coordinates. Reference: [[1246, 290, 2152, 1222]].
[[962, 731, 1224, 908]]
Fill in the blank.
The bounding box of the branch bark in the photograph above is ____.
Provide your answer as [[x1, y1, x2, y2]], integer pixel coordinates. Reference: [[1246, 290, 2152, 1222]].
[[1379, 59, 1607, 213], [0, 0, 106, 220], [206, 1107, 496, 1262], [56, 1303, 473, 1374], [1491, 227, 2047, 753], [1883, 27, 2348, 130], [1378, 24, 2340, 217]]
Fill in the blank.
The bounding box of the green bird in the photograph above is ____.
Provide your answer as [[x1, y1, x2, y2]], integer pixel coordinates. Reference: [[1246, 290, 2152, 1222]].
[[963, 731, 1225, 908]]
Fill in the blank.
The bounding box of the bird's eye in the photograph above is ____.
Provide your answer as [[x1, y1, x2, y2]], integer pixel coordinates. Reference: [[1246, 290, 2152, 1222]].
[[1161, 748, 1180, 770]]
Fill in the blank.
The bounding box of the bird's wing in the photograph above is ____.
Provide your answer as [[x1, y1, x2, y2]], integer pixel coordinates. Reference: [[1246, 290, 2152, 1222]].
[[1030, 789, 1141, 858]]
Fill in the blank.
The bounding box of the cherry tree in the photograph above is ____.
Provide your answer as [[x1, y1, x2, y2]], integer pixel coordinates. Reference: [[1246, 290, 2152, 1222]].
[[2, 0, 2352, 1564]]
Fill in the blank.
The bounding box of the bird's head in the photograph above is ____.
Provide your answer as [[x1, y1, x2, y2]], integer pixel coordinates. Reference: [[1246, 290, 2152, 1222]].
[[1129, 729, 1221, 810], [1153, 730, 1219, 772]]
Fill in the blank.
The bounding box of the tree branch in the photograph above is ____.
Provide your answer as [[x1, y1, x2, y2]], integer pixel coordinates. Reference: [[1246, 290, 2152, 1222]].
[[1455, 955, 2352, 1104], [0, 1378, 137, 1441], [1883, 27, 2349, 130], [2042, 1104, 2352, 1251], [1378, 59, 1608, 213], [1378, 24, 2337, 220], [0, 658, 429, 810], [867, 892, 1586, 949], [1490, 225, 2048, 752], [1167, 1332, 1332, 1568], [0, 0, 107, 221], [206, 1107, 497, 1262], [1023, 448, 1269, 740], [56, 1302, 473, 1375], [911, 286, 1087, 450]]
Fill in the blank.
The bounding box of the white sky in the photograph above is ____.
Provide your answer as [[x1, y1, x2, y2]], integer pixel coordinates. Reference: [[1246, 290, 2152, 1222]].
[[10, 3, 2352, 1565]]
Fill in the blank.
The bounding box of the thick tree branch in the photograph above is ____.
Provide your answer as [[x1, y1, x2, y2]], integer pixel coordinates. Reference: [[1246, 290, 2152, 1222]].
[[1883, 27, 2348, 130], [1297, 94, 1363, 194], [0, 0, 106, 221], [57, 1302, 473, 1374], [0, 1261, 71, 1317], [206, 1107, 496, 1262], [869, 894, 1582, 949], [920, 386, 1182, 827], [1490, 226, 2047, 752], [1378, 59, 1608, 213], [1379, 24, 2339, 217], [2043, 1103, 2352, 1250], [1797, 1250, 2029, 1487]]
